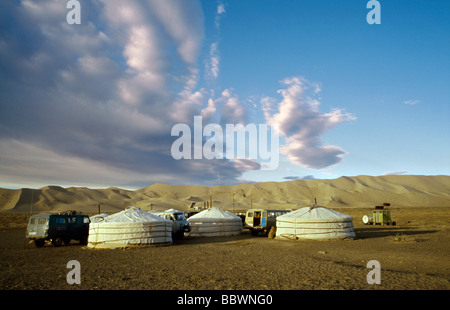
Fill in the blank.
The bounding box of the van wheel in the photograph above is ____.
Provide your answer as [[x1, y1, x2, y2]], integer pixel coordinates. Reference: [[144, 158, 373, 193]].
[[80, 236, 88, 245], [173, 231, 184, 240], [52, 237, 63, 247], [63, 238, 71, 245], [34, 239, 45, 247]]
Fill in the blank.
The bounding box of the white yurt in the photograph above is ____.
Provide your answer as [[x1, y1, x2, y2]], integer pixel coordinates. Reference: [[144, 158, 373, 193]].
[[275, 205, 356, 240], [187, 207, 243, 237], [87, 206, 172, 248]]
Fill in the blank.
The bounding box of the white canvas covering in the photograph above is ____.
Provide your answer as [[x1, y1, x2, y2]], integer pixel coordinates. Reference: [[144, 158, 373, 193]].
[[188, 207, 242, 237], [276, 205, 356, 240], [87, 206, 172, 248]]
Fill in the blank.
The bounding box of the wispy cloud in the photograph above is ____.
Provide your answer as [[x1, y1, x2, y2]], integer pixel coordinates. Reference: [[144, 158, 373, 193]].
[[206, 1, 226, 81], [283, 175, 316, 181], [217, 1, 226, 15], [215, 0, 226, 28], [382, 170, 409, 175], [208, 42, 220, 79], [218, 89, 247, 125], [403, 99, 420, 105]]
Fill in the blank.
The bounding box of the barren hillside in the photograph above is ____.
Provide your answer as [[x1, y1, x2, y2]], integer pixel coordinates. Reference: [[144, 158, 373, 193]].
[[1, 175, 448, 213]]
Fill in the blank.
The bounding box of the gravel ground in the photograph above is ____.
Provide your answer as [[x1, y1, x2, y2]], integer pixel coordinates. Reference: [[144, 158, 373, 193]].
[[1, 215, 449, 291]]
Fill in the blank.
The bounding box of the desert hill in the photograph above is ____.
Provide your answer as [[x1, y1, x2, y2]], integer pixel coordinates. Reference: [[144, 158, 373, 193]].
[[0, 175, 448, 213]]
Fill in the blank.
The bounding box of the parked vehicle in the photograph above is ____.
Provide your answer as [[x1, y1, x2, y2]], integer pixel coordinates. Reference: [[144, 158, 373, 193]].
[[231, 210, 247, 224], [363, 203, 396, 226], [153, 209, 190, 239], [26, 211, 90, 247], [245, 209, 291, 236]]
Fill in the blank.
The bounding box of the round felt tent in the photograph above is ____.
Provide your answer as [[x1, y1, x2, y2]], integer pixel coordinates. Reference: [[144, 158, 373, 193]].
[[187, 207, 243, 237], [87, 206, 172, 248], [275, 205, 356, 240]]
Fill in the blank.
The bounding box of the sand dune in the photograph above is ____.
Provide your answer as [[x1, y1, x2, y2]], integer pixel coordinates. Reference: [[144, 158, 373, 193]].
[[0, 175, 448, 213]]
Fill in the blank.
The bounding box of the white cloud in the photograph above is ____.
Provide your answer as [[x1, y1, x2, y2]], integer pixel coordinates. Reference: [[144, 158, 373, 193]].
[[215, 1, 226, 28], [201, 98, 218, 123], [403, 99, 420, 105], [208, 42, 220, 79], [147, 0, 204, 65], [218, 89, 247, 125], [382, 170, 409, 175], [283, 175, 316, 180], [217, 2, 226, 15], [170, 71, 207, 123], [206, 1, 227, 81], [21, 0, 67, 24], [233, 159, 261, 172], [77, 55, 118, 77], [263, 77, 356, 169]]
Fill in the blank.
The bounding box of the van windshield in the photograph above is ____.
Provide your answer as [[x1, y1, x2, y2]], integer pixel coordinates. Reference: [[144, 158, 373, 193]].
[[174, 213, 186, 221], [38, 218, 47, 225]]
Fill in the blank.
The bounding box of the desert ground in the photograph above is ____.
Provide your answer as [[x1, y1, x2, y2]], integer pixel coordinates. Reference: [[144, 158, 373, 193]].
[[0, 205, 449, 290]]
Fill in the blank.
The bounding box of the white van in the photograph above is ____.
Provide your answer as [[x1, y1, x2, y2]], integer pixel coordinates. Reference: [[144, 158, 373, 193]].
[[153, 209, 190, 239]]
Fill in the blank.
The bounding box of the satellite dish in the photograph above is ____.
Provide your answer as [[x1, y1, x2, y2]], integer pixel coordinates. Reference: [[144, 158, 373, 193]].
[[362, 215, 373, 224]]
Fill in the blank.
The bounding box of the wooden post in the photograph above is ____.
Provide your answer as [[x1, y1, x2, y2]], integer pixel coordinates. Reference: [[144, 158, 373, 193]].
[[233, 192, 235, 212], [98, 203, 101, 214], [29, 189, 33, 216]]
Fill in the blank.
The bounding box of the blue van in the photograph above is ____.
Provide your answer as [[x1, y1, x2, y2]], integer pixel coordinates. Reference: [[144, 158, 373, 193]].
[[26, 212, 90, 247]]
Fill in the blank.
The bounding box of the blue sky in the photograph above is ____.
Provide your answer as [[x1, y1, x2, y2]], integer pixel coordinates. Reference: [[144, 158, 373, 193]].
[[0, 0, 449, 189]]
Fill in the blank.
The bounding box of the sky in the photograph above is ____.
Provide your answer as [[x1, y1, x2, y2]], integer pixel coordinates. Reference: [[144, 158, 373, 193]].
[[0, 0, 449, 189]]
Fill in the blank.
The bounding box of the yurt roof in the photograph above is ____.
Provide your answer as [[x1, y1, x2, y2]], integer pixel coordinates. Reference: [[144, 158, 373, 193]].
[[89, 213, 110, 223], [188, 207, 240, 220], [102, 206, 171, 223], [277, 205, 353, 223]]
